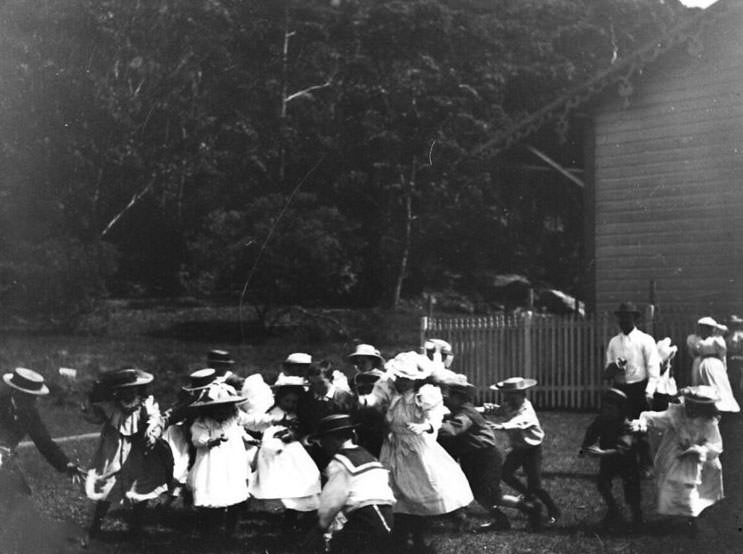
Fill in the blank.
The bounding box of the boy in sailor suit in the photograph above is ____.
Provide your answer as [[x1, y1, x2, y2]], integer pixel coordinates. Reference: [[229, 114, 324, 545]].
[[305, 414, 395, 554]]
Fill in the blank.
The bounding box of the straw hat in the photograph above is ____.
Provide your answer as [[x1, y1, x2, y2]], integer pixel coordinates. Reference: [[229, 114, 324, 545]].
[[490, 377, 537, 391], [3, 368, 50, 396], [386, 351, 431, 381], [284, 353, 312, 366], [697, 316, 718, 328], [424, 338, 452, 355], [272, 374, 308, 390], [656, 338, 678, 363], [680, 385, 719, 405], [348, 344, 384, 364], [182, 368, 217, 392], [207, 349, 235, 365], [190, 382, 246, 407], [99, 368, 153, 388], [603, 387, 628, 402]]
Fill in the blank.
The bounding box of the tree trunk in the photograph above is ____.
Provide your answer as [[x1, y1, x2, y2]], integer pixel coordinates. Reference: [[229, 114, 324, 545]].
[[392, 159, 416, 310]]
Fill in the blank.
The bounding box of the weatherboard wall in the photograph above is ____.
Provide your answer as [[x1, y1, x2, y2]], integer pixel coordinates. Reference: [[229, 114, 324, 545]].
[[589, 5, 743, 321]]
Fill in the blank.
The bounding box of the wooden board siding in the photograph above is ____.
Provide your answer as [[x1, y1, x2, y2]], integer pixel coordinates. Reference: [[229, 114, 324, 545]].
[[589, 4, 743, 320]]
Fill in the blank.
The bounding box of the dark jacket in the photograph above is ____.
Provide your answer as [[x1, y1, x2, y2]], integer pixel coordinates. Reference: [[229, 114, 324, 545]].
[[438, 402, 497, 458], [0, 392, 69, 471]]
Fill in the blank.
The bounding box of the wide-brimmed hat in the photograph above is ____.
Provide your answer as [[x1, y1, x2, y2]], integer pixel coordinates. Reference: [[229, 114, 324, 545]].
[[656, 338, 678, 363], [490, 377, 537, 392], [284, 353, 312, 366], [207, 349, 234, 365], [182, 368, 217, 392], [3, 367, 50, 396], [190, 382, 246, 407], [681, 385, 719, 405], [614, 302, 640, 316], [272, 374, 308, 390], [603, 387, 628, 402], [697, 316, 718, 328], [309, 414, 358, 440], [439, 373, 474, 392], [386, 351, 431, 381], [100, 368, 154, 389], [729, 315, 743, 326], [424, 338, 452, 355], [348, 344, 384, 363]]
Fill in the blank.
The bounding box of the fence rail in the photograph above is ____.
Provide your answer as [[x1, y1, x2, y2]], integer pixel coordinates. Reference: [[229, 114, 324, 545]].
[[421, 312, 695, 410]]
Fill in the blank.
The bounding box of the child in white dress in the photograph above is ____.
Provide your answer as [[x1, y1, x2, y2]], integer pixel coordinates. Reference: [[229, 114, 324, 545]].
[[188, 382, 251, 538], [632, 386, 724, 537], [247, 375, 321, 524]]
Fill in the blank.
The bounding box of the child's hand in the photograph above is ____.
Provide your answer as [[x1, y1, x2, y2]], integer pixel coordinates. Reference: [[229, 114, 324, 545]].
[[481, 403, 498, 415], [407, 422, 431, 435]]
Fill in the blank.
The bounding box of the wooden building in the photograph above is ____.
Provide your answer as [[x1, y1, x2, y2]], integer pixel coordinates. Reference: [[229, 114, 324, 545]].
[[481, 0, 743, 322], [586, 0, 743, 320]]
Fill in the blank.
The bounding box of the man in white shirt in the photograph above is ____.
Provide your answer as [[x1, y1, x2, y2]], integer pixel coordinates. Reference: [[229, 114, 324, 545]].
[[604, 302, 661, 419]]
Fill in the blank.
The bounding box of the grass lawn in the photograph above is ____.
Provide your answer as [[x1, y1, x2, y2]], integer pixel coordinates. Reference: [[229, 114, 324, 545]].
[[3, 300, 743, 553]]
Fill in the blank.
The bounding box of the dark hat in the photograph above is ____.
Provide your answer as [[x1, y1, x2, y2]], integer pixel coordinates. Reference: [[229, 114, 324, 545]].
[[100, 368, 154, 389], [614, 302, 640, 316], [182, 368, 217, 391], [310, 414, 358, 439], [207, 349, 235, 365], [3, 367, 50, 396], [603, 388, 628, 403], [490, 377, 537, 392]]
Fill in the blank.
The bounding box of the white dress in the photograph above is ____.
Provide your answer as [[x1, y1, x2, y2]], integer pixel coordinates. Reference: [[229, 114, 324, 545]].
[[188, 416, 250, 508], [638, 403, 723, 517], [248, 407, 321, 512], [379, 384, 474, 516], [688, 335, 740, 413]]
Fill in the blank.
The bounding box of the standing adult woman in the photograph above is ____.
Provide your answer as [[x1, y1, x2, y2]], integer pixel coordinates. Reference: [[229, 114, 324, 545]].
[[687, 317, 739, 414], [364, 351, 473, 552]]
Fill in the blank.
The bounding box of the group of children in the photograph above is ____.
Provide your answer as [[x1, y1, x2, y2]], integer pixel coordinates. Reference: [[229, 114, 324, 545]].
[[5, 331, 725, 553]]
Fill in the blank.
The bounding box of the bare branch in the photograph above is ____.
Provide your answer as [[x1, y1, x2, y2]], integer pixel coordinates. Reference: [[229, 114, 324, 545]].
[[284, 76, 335, 104], [99, 176, 156, 239]]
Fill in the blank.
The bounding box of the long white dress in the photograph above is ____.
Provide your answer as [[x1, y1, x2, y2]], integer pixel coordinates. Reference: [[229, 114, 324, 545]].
[[379, 384, 473, 516], [688, 335, 740, 413], [638, 402, 723, 517], [188, 415, 250, 508]]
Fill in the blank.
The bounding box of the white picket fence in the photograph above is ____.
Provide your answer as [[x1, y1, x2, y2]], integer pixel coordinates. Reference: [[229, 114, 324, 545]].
[[421, 312, 694, 410]]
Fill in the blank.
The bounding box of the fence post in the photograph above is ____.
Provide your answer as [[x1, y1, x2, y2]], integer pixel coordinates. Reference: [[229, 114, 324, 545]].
[[523, 311, 533, 378], [420, 316, 428, 349]]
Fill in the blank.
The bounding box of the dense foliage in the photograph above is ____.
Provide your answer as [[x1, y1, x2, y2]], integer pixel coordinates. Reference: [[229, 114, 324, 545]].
[[0, 0, 688, 323]]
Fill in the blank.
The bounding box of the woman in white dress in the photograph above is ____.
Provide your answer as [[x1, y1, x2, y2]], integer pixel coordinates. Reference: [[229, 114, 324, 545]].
[[687, 317, 739, 413], [633, 386, 724, 536], [188, 382, 250, 538], [364, 351, 473, 551]]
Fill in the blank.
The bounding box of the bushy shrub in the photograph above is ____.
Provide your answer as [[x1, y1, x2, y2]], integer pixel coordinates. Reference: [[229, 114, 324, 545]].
[[0, 238, 118, 330]]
